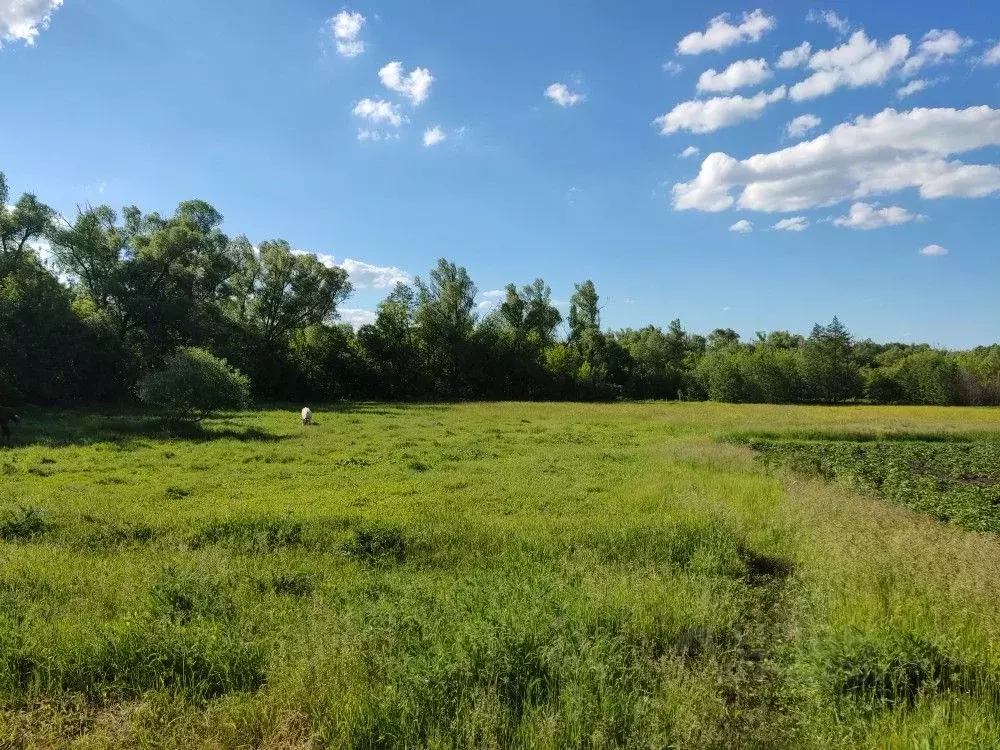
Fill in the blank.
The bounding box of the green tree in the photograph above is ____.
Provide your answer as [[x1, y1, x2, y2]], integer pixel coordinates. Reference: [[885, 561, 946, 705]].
[[232, 240, 352, 347], [568, 280, 600, 343], [357, 283, 422, 398], [708, 328, 740, 350], [0, 173, 54, 280], [415, 259, 478, 396], [801, 317, 862, 402], [138, 347, 250, 421], [50, 201, 243, 369]]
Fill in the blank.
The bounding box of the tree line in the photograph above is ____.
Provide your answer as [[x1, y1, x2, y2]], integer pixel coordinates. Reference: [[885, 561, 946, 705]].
[[3, 171, 999, 408]]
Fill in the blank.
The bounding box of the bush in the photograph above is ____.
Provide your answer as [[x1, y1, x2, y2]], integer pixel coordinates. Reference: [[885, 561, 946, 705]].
[[138, 347, 250, 422]]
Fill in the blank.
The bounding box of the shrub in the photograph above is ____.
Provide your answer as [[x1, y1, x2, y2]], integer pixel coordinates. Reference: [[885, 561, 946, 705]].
[[138, 347, 250, 422]]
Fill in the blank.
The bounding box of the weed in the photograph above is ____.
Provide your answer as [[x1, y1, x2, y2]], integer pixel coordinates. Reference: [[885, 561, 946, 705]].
[[190, 517, 305, 553], [0, 505, 50, 541], [150, 568, 235, 622], [342, 523, 407, 565], [822, 631, 972, 711], [262, 572, 319, 598]]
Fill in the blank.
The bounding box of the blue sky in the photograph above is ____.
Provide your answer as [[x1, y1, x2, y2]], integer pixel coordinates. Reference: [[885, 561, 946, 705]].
[[2, 1, 999, 347]]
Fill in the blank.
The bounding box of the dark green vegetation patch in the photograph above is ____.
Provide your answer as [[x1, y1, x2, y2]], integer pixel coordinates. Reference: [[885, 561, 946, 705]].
[[745, 437, 1000, 532]]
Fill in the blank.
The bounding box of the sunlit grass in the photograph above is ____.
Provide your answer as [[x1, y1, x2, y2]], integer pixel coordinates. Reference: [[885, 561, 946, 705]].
[[1, 402, 999, 747]]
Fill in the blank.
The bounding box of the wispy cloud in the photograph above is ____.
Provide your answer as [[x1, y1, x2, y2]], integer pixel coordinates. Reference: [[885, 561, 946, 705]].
[[773, 216, 809, 232], [786, 114, 821, 138], [981, 42, 1000, 66], [897, 79, 931, 98], [807, 10, 850, 35]]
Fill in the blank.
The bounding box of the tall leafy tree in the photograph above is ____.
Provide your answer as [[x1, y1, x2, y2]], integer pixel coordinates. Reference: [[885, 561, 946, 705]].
[[415, 258, 477, 396], [0, 173, 54, 280], [802, 317, 862, 402], [568, 280, 600, 343], [358, 283, 422, 398], [233, 240, 351, 347]]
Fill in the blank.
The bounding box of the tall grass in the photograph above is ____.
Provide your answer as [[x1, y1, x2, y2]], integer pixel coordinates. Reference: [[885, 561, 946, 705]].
[[2, 402, 1000, 747]]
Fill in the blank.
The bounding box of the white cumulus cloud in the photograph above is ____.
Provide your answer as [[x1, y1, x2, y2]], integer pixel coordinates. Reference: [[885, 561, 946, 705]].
[[0, 0, 62, 46], [919, 244, 948, 256], [310, 255, 410, 288], [903, 29, 972, 76], [329, 10, 366, 58], [423, 126, 447, 147], [807, 10, 850, 35], [654, 86, 786, 135], [729, 219, 753, 233], [786, 114, 821, 138], [545, 82, 585, 107], [672, 105, 1000, 213], [339, 258, 411, 288], [379, 61, 435, 106], [777, 42, 812, 69], [697, 58, 772, 92], [353, 98, 406, 127], [676, 10, 776, 55], [679, 146, 701, 158], [789, 31, 911, 101], [833, 202, 925, 229], [663, 60, 684, 75], [773, 216, 809, 231]]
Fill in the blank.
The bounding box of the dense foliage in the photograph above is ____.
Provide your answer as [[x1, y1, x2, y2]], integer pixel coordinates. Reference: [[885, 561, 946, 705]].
[[3, 170, 999, 406], [748, 437, 1000, 532]]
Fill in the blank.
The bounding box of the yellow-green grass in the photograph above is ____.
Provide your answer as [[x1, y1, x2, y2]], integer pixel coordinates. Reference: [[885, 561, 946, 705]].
[[1, 402, 999, 748]]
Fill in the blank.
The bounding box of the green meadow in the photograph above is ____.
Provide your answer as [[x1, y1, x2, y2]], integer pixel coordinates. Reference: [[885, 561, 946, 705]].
[[3, 402, 1000, 748]]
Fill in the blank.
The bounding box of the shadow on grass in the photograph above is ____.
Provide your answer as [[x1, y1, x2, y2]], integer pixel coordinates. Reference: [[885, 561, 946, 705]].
[[2, 409, 287, 448], [2, 401, 456, 449], [263, 401, 450, 418]]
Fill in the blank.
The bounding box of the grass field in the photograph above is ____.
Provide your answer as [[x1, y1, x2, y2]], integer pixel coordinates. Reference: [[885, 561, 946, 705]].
[[3, 402, 1000, 748]]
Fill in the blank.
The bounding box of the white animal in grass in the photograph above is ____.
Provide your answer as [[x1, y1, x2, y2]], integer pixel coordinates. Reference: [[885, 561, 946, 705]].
[[301, 407, 313, 426]]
